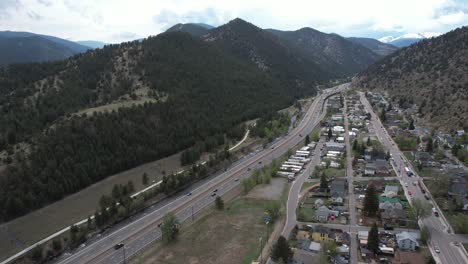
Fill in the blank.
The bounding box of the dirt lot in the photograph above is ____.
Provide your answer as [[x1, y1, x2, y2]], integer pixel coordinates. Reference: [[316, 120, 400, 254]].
[[131, 198, 269, 264], [246, 178, 287, 200]]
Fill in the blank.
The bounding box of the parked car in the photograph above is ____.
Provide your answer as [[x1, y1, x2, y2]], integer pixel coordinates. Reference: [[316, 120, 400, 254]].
[[383, 224, 394, 230]]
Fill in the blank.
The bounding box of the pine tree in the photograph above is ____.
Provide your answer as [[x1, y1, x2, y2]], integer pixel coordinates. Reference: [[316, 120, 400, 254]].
[[409, 120, 415, 130], [320, 172, 328, 190], [363, 185, 378, 216], [368, 223, 379, 253], [270, 236, 293, 263]]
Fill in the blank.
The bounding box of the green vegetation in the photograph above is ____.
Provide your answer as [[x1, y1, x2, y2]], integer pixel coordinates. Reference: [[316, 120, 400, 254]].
[[251, 112, 290, 143], [450, 214, 468, 234], [452, 142, 468, 166], [395, 136, 418, 150], [1, 31, 310, 222], [319, 240, 337, 263], [411, 199, 432, 223], [363, 185, 379, 216], [309, 128, 320, 142], [420, 226, 431, 245], [297, 207, 316, 222], [270, 236, 293, 263], [215, 196, 224, 210], [241, 160, 280, 193], [367, 223, 379, 253], [265, 200, 281, 222], [161, 212, 179, 243]]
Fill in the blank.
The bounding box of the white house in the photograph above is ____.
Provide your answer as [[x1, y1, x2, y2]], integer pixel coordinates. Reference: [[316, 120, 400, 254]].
[[396, 232, 419, 251]]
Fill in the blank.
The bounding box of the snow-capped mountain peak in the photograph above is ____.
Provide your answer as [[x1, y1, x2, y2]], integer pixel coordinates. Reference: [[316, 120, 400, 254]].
[[379, 32, 441, 43]]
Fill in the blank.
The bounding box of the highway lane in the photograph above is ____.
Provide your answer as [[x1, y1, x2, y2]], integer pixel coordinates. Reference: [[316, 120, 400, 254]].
[[57, 83, 349, 264], [359, 92, 468, 264]]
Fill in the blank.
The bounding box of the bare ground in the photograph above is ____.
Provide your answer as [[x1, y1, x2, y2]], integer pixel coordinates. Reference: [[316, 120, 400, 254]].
[[246, 178, 287, 200]]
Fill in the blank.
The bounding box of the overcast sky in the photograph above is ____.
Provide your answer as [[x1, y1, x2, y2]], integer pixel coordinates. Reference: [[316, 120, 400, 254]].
[[0, 0, 467, 43]]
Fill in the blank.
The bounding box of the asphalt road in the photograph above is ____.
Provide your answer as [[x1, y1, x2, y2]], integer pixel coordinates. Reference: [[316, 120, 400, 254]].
[[343, 96, 358, 264], [56, 84, 350, 264], [359, 92, 468, 264]]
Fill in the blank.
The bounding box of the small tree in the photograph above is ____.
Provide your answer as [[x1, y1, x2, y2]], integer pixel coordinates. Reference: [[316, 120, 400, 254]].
[[52, 238, 62, 251], [363, 185, 379, 216], [215, 196, 224, 210], [270, 236, 293, 263], [161, 212, 179, 243], [420, 225, 431, 245], [328, 128, 332, 139], [320, 172, 328, 190], [142, 172, 149, 185], [305, 134, 310, 145], [31, 245, 43, 262], [265, 201, 281, 222], [412, 199, 431, 223], [426, 138, 433, 153], [368, 223, 379, 253]]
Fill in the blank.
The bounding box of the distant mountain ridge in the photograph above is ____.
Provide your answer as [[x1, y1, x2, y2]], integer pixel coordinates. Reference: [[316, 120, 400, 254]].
[[0, 31, 89, 66], [354, 27, 468, 130], [347, 37, 397, 56], [378, 32, 441, 48], [76, 40, 107, 49], [166, 23, 214, 37], [267, 27, 382, 77]]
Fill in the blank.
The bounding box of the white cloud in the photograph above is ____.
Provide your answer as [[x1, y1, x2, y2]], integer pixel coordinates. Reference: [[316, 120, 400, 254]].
[[0, 0, 466, 42]]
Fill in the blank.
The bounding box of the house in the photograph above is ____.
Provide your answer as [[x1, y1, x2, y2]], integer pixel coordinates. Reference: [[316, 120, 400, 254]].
[[316, 206, 339, 222], [365, 159, 390, 176], [358, 231, 369, 245], [396, 231, 419, 251], [381, 208, 407, 225], [415, 152, 436, 167], [314, 198, 324, 208], [331, 255, 349, 264], [383, 185, 400, 198], [379, 201, 403, 210], [360, 246, 373, 258], [335, 232, 350, 245], [330, 178, 347, 198], [325, 142, 346, 152], [331, 196, 344, 205], [312, 225, 335, 242], [308, 241, 321, 252]]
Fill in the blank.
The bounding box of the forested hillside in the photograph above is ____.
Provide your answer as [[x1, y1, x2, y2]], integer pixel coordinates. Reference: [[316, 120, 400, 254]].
[[268, 27, 382, 76], [0, 31, 301, 221], [165, 23, 213, 37], [354, 27, 468, 130], [202, 18, 331, 94], [347, 37, 397, 56]]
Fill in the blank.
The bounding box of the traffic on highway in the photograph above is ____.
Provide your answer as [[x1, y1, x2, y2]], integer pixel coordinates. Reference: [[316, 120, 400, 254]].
[[56, 84, 349, 264]]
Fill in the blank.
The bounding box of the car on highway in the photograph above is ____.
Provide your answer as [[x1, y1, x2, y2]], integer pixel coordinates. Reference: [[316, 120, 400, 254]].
[[234, 178, 239, 182], [186, 192, 192, 196], [432, 207, 439, 217], [114, 243, 124, 250], [408, 191, 412, 196], [434, 245, 440, 253], [247, 168, 251, 171], [405, 183, 408, 187], [211, 193, 217, 197], [213, 189, 218, 192]]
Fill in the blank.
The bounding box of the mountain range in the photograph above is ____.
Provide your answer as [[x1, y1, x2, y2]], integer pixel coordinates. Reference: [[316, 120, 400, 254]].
[[378, 32, 441, 48], [0, 31, 90, 66], [0, 18, 389, 221], [355, 27, 468, 131]]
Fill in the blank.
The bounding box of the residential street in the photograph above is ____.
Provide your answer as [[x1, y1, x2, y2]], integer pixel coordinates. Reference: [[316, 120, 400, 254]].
[[359, 92, 468, 264]]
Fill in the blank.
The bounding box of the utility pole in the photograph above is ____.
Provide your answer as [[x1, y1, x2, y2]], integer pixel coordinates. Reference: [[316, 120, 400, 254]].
[[123, 245, 126, 264]]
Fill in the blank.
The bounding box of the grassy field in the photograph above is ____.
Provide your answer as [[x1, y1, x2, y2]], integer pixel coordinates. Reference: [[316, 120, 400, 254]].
[[297, 207, 316, 222], [131, 198, 270, 264], [75, 97, 159, 116]]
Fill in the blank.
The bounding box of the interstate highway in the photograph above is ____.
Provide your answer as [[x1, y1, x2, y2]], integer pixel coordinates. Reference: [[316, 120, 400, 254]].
[[56, 83, 349, 264]]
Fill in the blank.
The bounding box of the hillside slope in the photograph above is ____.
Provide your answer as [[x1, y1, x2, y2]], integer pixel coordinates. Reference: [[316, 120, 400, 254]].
[[0, 31, 303, 221], [354, 27, 468, 130], [347, 37, 397, 56], [203, 18, 331, 95], [0, 36, 81, 66], [0, 31, 89, 66], [165, 23, 213, 37]]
